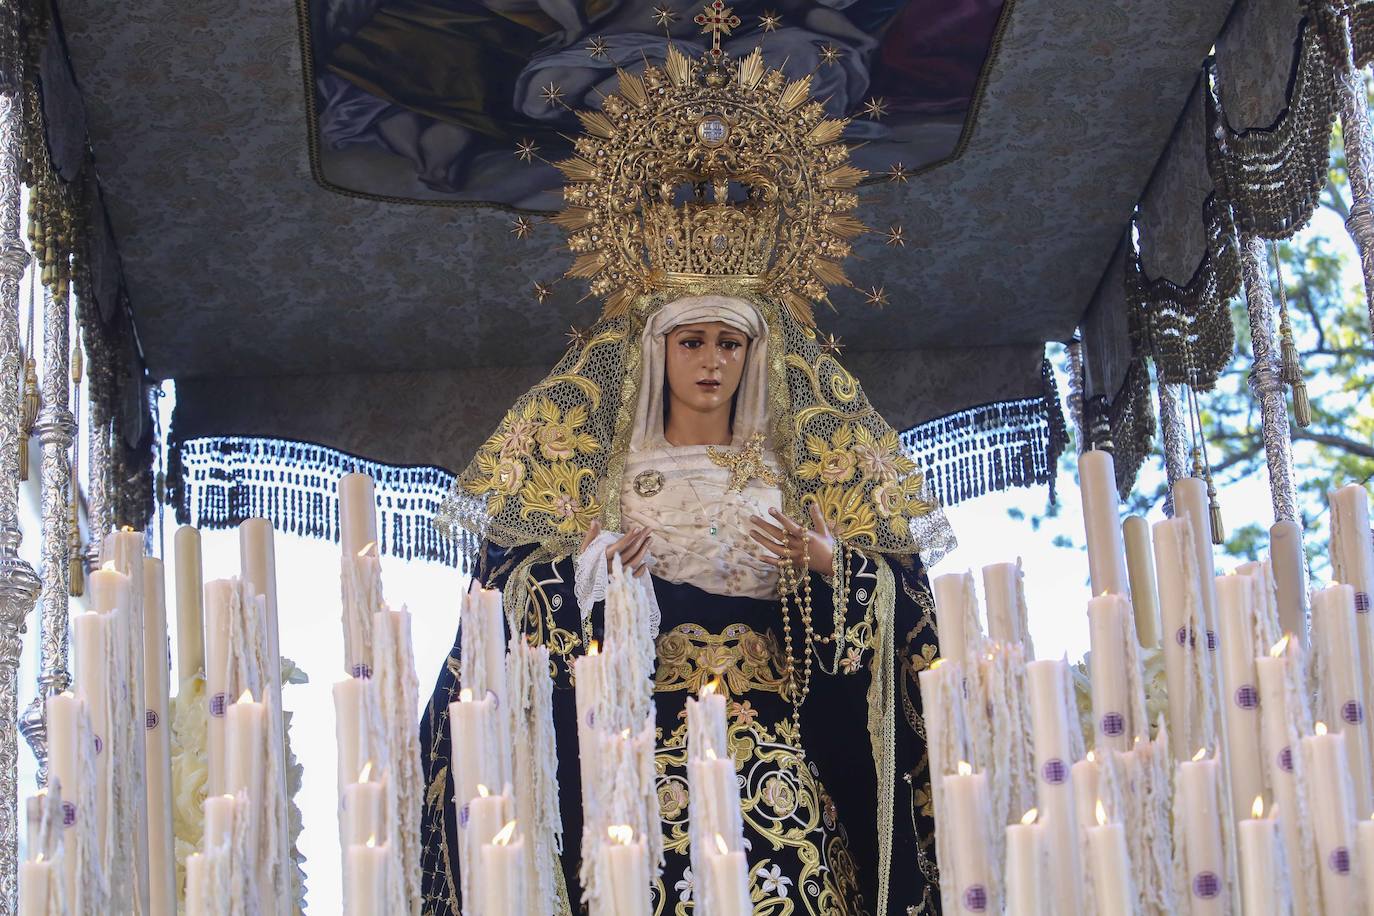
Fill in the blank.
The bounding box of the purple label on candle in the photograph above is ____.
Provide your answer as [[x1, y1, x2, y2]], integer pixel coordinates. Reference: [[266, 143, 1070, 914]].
[[586, 709, 595, 728], [459, 803, 470, 828], [1192, 872, 1221, 899], [1206, 630, 1218, 652], [1041, 759, 1067, 785], [487, 689, 500, 710], [1278, 745, 1294, 772], [1234, 685, 1259, 710], [1330, 847, 1351, 875], [1175, 625, 1193, 648], [962, 885, 988, 912], [350, 663, 373, 679], [210, 692, 228, 718], [1344, 700, 1365, 725], [145, 709, 159, 730], [93, 734, 102, 755], [61, 802, 75, 827], [1101, 712, 1125, 738], [1356, 592, 1371, 613]]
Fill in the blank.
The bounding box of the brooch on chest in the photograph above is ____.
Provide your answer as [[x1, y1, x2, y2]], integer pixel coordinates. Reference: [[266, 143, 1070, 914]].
[[633, 469, 665, 497]]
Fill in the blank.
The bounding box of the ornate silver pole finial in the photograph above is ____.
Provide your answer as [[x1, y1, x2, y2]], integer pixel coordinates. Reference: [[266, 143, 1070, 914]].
[[19, 282, 74, 786], [1240, 234, 1300, 524], [0, 6, 40, 908]]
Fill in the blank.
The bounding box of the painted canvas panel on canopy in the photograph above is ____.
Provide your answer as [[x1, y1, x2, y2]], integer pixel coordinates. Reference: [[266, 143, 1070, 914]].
[[304, 0, 1006, 207]]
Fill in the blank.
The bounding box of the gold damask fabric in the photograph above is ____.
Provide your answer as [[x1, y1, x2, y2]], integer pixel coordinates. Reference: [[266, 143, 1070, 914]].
[[436, 285, 956, 567]]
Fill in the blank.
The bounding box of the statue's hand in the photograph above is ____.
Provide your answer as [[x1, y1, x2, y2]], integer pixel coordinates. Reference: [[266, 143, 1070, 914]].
[[580, 519, 653, 577], [749, 504, 835, 577]]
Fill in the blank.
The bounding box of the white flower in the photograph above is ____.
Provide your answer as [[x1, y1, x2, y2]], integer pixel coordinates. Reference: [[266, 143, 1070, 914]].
[[757, 863, 791, 897], [675, 867, 695, 902]]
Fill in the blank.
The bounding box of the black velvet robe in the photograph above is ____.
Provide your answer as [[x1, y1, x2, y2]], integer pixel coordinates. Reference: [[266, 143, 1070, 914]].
[[420, 541, 941, 915]]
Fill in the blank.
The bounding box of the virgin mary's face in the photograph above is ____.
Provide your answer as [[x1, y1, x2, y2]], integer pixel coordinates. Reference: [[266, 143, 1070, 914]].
[[664, 321, 750, 416]]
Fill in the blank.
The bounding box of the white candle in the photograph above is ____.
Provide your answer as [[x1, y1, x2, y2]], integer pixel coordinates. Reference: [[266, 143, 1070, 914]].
[[342, 763, 385, 846], [45, 693, 81, 906], [704, 834, 751, 916], [1303, 723, 1358, 913], [1087, 593, 1136, 751], [604, 826, 650, 916], [1079, 450, 1129, 596], [1154, 516, 1208, 760], [1358, 814, 1374, 916], [345, 839, 389, 916], [1176, 750, 1226, 913], [339, 472, 379, 559], [184, 853, 207, 916], [203, 578, 234, 797], [238, 520, 287, 841], [1215, 573, 1265, 824], [203, 793, 236, 849], [1086, 801, 1135, 915], [448, 688, 498, 810], [479, 820, 527, 915], [174, 525, 205, 682], [1004, 808, 1045, 916], [88, 562, 131, 614], [1239, 797, 1285, 916], [932, 571, 979, 665], [1173, 477, 1219, 629], [943, 762, 994, 914], [142, 557, 176, 916], [1312, 584, 1374, 815], [225, 689, 266, 850], [1254, 636, 1311, 915], [1025, 659, 1083, 915], [462, 786, 511, 908], [1269, 520, 1307, 645], [1070, 754, 1100, 830], [574, 646, 605, 797], [982, 560, 1032, 654], [19, 858, 53, 916], [71, 610, 110, 842], [1123, 515, 1161, 648]]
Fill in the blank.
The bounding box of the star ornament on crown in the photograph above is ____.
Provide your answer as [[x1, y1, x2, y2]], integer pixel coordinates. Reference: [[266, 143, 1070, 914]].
[[550, 2, 869, 326]]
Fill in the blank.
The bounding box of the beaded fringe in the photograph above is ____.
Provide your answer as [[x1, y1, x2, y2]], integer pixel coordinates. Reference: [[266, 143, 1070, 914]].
[[169, 437, 476, 571], [900, 360, 1068, 508], [173, 386, 1066, 566]]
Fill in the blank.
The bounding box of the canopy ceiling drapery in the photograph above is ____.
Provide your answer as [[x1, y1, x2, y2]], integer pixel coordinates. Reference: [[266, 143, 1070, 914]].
[[47, 0, 1237, 549]]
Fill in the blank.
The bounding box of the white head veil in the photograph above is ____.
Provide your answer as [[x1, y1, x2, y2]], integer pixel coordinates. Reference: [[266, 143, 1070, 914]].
[[629, 294, 771, 452]]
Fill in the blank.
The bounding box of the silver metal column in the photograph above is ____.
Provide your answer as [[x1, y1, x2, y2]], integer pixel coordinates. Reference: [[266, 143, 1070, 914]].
[[1157, 380, 1189, 516], [18, 282, 73, 786], [0, 8, 41, 910], [1333, 13, 1374, 340], [1240, 235, 1300, 523]]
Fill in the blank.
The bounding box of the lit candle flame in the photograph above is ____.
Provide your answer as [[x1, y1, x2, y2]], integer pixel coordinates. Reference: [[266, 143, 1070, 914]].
[[929, 658, 945, 671], [477, 784, 490, 798], [1191, 747, 1207, 762], [1095, 799, 1107, 827], [588, 640, 600, 656], [358, 762, 373, 784], [1316, 721, 1328, 736], [1251, 796, 1265, 819], [714, 834, 729, 855], [1270, 634, 1290, 658], [458, 688, 473, 703], [35, 788, 46, 798], [34, 853, 43, 864], [236, 689, 254, 704], [1086, 750, 1096, 763], [58, 690, 74, 699], [100, 561, 116, 572], [357, 541, 377, 558], [956, 760, 972, 777], [705, 748, 717, 762], [701, 678, 721, 697], [1021, 808, 1038, 826], [366, 834, 377, 848], [493, 820, 517, 847], [607, 825, 634, 845]]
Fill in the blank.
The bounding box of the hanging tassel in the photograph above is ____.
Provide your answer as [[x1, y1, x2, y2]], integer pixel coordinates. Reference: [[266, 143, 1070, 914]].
[[19, 354, 37, 481], [1270, 242, 1311, 428], [68, 496, 84, 597], [1206, 472, 1225, 546]]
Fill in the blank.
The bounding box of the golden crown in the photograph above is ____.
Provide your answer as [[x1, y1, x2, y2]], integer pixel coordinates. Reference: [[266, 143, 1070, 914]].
[[552, 17, 867, 326]]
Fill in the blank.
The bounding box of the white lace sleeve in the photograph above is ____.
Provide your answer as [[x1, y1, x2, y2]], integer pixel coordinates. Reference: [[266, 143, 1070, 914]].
[[575, 531, 661, 637]]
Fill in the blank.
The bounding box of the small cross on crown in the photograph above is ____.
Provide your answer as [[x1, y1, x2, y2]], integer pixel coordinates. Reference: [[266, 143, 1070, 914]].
[[694, 1, 741, 61]]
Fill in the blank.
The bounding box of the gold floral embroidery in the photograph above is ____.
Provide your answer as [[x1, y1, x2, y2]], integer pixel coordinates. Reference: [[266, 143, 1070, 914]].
[[654, 623, 787, 697], [518, 461, 600, 535], [798, 425, 859, 485], [804, 484, 878, 543]]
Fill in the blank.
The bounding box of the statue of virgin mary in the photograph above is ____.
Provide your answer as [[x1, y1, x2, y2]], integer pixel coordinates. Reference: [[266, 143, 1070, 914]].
[[419, 38, 955, 916]]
